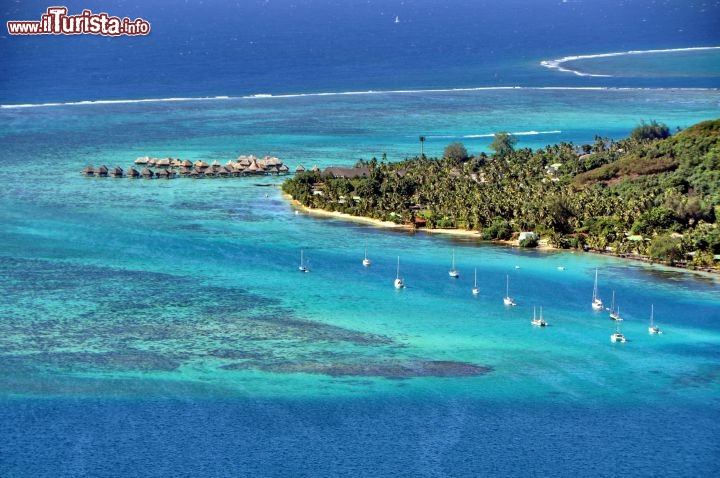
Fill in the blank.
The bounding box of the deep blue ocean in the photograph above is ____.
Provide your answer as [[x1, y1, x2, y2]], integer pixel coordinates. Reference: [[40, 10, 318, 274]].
[[1, 1, 720, 477]]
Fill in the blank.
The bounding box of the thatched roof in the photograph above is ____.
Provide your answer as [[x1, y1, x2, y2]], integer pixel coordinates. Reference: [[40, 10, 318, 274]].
[[134, 156, 150, 164], [194, 160, 209, 169], [141, 167, 153, 177], [245, 161, 260, 173], [181, 159, 193, 167], [211, 160, 221, 167], [178, 166, 191, 175], [278, 164, 289, 173], [156, 158, 171, 167], [110, 167, 124, 177], [96, 165, 108, 176], [81, 165, 95, 175], [127, 167, 140, 177], [156, 168, 169, 177], [311, 165, 320, 172], [190, 168, 202, 176], [295, 164, 305, 172]]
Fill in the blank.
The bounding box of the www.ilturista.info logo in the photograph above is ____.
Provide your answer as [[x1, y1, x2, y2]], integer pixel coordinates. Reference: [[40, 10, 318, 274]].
[[7, 7, 150, 36]]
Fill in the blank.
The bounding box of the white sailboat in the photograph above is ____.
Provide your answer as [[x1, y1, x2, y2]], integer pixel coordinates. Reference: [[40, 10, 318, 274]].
[[609, 290, 619, 320], [503, 274, 516, 306], [612, 305, 623, 322], [472, 268, 480, 295], [394, 256, 405, 289], [298, 250, 309, 273], [448, 249, 460, 278], [648, 304, 662, 334], [531, 306, 547, 327], [394, 15, 400, 24], [591, 268, 603, 310], [362, 245, 371, 267], [610, 320, 626, 343]]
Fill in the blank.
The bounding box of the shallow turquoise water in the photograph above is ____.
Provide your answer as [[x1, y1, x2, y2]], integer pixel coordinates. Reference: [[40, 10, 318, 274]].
[[1, 88, 719, 477]]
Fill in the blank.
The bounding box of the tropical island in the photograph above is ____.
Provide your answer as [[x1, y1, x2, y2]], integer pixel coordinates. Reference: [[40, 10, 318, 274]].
[[283, 119, 720, 270]]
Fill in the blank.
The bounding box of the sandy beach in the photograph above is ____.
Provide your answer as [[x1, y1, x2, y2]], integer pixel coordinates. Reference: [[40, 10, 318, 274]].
[[285, 194, 717, 275]]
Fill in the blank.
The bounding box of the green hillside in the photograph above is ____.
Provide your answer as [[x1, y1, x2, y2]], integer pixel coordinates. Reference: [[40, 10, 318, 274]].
[[284, 120, 720, 267]]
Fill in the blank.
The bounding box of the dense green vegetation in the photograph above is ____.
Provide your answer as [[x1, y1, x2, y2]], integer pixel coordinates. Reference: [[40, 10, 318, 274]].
[[283, 119, 720, 267]]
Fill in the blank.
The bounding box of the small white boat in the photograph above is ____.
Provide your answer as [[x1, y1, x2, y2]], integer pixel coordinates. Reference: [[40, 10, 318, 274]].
[[298, 250, 309, 273], [448, 249, 459, 278], [591, 268, 603, 310], [362, 245, 371, 267], [557, 266, 565, 271], [472, 268, 480, 296], [648, 304, 662, 334], [612, 305, 623, 322], [611, 321, 626, 343], [394, 256, 405, 289], [395, 15, 400, 23], [609, 291, 620, 320], [503, 274, 516, 306], [531, 306, 547, 327]]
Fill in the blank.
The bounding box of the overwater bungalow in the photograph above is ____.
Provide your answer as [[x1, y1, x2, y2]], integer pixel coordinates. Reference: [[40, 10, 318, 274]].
[[96, 165, 108, 177], [180, 159, 193, 168], [155, 168, 170, 178], [141, 167, 154, 178], [109, 167, 124, 177], [278, 164, 290, 175], [217, 166, 230, 177], [194, 160, 209, 170], [134, 156, 150, 165], [189, 168, 203, 178], [127, 167, 140, 178], [156, 158, 171, 168], [177, 166, 191, 176], [81, 165, 95, 176], [204, 168, 216, 177], [296, 164, 305, 173]]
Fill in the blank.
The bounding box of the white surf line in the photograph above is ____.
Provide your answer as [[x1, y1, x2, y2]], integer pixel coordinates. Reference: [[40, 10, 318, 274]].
[[2, 84, 719, 109], [541, 46, 720, 77]]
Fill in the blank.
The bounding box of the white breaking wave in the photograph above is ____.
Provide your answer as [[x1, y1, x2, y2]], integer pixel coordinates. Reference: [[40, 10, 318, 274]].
[[541, 46, 720, 77], [1, 85, 718, 109], [427, 130, 562, 140]]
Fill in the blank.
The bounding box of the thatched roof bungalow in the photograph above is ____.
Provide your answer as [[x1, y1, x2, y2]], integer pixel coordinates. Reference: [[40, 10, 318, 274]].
[[278, 164, 290, 175], [96, 165, 108, 177], [134, 156, 150, 165], [155, 168, 170, 178], [81, 165, 95, 176], [127, 167, 140, 178], [194, 160, 209, 169], [109, 167, 124, 177], [141, 167, 154, 178], [295, 164, 305, 173], [181, 159, 193, 168], [156, 158, 171, 167]]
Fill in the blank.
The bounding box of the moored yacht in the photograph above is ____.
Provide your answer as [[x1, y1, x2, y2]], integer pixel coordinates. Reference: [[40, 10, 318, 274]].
[[648, 304, 662, 334], [592, 268, 603, 310], [531, 306, 547, 327], [394, 256, 405, 289], [503, 274, 516, 306]]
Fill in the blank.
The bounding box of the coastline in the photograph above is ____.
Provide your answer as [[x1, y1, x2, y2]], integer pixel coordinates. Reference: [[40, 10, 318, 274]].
[[284, 194, 718, 277]]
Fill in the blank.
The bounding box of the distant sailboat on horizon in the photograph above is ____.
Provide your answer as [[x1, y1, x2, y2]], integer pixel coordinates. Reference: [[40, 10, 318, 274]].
[[362, 244, 371, 267], [395, 15, 400, 24], [472, 268, 480, 295]]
